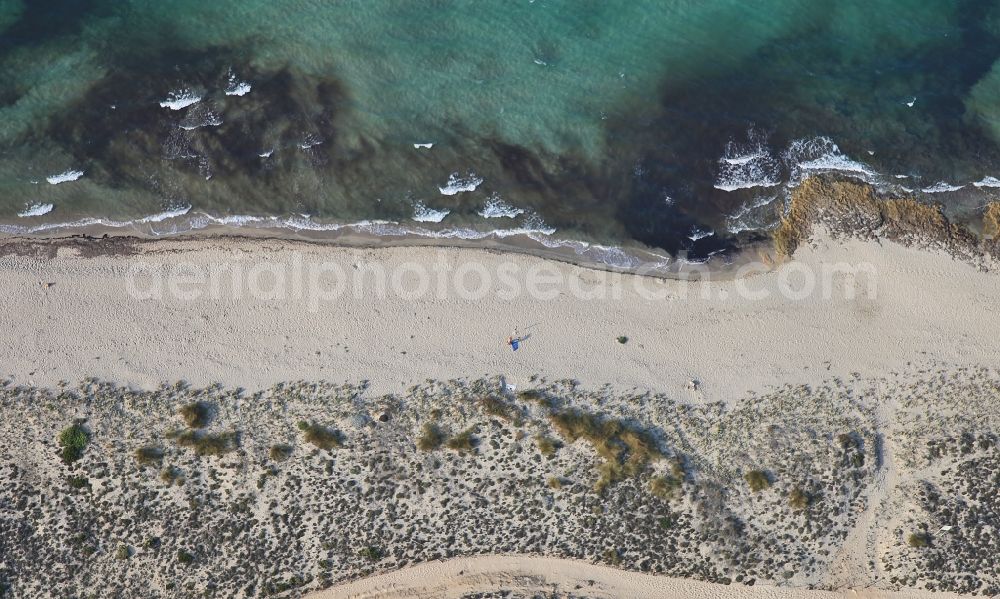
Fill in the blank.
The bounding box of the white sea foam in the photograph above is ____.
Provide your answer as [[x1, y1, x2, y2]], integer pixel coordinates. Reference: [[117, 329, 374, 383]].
[[159, 89, 202, 110], [225, 70, 252, 96], [478, 195, 525, 219], [194, 214, 275, 227], [0, 208, 666, 272], [528, 235, 648, 269], [726, 194, 779, 235], [785, 136, 878, 185], [412, 201, 450, 223], [921, 181, 964, 193], [973, 176, 1000, 188], [299, 135, 323, 150], [46, 170, 84, 185], [138, 205, 191, 223], [714, 129, 781, 192], [721, 151, 768, 166], [894, 174, 909, 179], [179, 106, 223, 130], [259, 150, 274, 158], [687, 226, 714, 242], [439, 172, 483, 195], [17, 203, 54, 217], [413, 143, 434, 149]]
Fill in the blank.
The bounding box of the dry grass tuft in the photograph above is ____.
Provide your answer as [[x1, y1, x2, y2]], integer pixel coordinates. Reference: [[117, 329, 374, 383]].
[[548, 408, 662, 493], [446, 427, 478, 454], [298, 422, 343, 451], [417, 422, 445, 451], [744, 469, 771, 492], [178, 401, 213, 429], [175, 430, 239, 456]]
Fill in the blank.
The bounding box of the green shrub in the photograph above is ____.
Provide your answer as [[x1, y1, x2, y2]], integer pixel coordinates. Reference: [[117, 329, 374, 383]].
[[744, 470, 771, 492], [788, 487, 811, 509], [177, 549, 195, 565], [616, 336, 629, 344], [417, 423, 445, 452], [178, 401, 213, 429], [175, 430, 239, 456], [269, 443, 293, 461], [67, 476, 90, 490], [134, 445, 165, 467], [58, 424, 90, 465], [357, 546, 383, 561], [602, 548, 622, 566], [300, 423, 343, 450], [907, 532, 931, 548], [116, 545, 131, 560], [446, 428, 478, 453], [547, 476, 563, 490]]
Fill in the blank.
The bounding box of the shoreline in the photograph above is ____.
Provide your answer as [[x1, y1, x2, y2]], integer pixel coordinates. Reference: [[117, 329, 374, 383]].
[[0, 214, 749, 280], [0, 223, 760, 282], [3, 176, 999, 284]]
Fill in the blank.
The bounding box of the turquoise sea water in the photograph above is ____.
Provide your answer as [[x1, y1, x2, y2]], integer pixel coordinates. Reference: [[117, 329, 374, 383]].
[[3, 1, 1000, 262]]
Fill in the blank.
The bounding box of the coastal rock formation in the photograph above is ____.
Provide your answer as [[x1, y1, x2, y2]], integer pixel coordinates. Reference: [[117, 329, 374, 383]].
[[773, 178, 983, 264]]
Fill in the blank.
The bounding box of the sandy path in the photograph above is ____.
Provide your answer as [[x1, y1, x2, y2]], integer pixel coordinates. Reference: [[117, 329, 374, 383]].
[[1, 233, 999, 402], [308, 555, 970, 599]]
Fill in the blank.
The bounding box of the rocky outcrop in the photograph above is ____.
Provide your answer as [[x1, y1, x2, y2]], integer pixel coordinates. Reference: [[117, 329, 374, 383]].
[[773, 177, 990, 266]]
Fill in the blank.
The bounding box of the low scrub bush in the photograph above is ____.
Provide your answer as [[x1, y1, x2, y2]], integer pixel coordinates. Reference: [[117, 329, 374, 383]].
[[446, 428, 478, 454], [175, 430, 239, 456], [417, 423, 445, 451], [178, 401, 213, 429], [299, 422, 343, 450], [134, 445, 165, 467], [58, 424, 90, 465], [744, 470, 771, 492], [269, 443, 294, 461]]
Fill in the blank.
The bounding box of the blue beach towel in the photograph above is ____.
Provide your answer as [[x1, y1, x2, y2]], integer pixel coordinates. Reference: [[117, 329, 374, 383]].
[[511, 339, 519, 351]]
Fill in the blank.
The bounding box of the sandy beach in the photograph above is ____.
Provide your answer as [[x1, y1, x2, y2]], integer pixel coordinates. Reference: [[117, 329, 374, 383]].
[[1, 230, 997, 401]]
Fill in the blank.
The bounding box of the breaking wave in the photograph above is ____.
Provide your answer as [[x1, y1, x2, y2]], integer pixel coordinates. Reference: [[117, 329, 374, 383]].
[[714, 129, 781, 191], [439, 172, 483, 196], [17, 203, 54, 217]]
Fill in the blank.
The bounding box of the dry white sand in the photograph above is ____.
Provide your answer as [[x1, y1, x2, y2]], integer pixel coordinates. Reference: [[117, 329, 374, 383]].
[[308, 555, 969, 599], [1, 232, 997, 403]]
